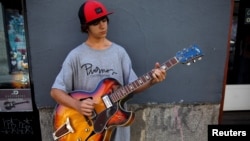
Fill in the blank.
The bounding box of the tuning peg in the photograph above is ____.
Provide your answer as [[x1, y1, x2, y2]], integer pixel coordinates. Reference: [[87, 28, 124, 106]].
[[186, 62, 191, 66], [193, 59, 196, 63], [198, 57, 202, 60]]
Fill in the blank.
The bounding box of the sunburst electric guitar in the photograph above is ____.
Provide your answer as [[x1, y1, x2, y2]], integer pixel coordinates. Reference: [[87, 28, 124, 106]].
[[52, 45, 204, 141]]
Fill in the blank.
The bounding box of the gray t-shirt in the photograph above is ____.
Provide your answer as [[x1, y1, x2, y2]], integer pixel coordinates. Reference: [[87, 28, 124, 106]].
[[52, 42, 137, 141]]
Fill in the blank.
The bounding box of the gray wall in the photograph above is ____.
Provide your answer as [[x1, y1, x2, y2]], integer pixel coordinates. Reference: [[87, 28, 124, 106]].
[[26, 0, 231, 108]]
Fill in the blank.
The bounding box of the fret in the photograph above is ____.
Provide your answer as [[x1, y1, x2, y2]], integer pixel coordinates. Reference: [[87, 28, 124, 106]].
[[113, 91, 119, 101], [116, 90, 122, 100], [112, 89, 121, 103], [143, 74, 152, 82], [121, 87, 126, 96], [144, 73, 151, 80], [148, 71, 153, 77], [125, 85, 132, 94], [115, 87, 127, 102], [132, 81, 138, 89], [170, 58, 178, 66], [136, 78, 145, 87], [134, 78, 143, 89], [110, 92, 114, 102], [123, 85, 130, 95], [128, 83, 134, 91], [165, 61, 172, 68], [140, 75, 147, 83], [134, 80, 140, 87], [120, 89, 125, 96], [138, 78, 144, 85], [118, 89, 123, 96]]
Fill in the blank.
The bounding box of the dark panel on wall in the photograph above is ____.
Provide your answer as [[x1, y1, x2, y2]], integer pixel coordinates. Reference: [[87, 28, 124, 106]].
[[0, 112, 41, 140], [26, 0, 231, 107]]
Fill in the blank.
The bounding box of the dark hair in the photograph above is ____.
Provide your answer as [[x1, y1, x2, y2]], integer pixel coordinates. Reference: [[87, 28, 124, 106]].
[[80, 24, 88, 33], [80, 16, 109, 33]]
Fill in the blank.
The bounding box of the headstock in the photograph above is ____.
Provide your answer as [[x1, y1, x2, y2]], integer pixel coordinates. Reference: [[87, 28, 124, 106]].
[[175, 45, 204, 65]]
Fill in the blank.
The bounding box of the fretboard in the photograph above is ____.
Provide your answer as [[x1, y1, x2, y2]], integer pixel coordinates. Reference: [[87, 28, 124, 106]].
[[109, 57, 179, 103]]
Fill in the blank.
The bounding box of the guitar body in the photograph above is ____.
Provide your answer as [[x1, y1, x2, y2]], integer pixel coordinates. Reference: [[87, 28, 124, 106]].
[[53, 78, 135, 141]]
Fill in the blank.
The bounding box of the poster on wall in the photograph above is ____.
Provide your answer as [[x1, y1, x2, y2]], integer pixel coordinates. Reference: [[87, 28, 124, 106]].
[[0, 3, 32, 112], [6, 9, 28, 74]]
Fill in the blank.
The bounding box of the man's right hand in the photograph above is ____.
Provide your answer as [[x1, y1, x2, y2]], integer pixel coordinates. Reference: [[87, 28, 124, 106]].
[[79, 98, 95, 117]]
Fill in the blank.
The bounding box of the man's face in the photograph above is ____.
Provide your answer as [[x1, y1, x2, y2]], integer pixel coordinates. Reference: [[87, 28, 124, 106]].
[[88, 17, 108, 38]]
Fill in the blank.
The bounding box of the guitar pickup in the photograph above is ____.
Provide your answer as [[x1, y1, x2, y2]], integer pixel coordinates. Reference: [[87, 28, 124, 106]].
[[102, 95, 113, 108]]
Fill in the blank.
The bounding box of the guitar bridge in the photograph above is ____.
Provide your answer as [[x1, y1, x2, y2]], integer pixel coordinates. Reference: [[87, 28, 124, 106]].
[[53, 117, 74, 140]]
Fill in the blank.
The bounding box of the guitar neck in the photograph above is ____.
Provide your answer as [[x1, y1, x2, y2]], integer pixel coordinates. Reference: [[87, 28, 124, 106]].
[[109, 57, 179, 103]]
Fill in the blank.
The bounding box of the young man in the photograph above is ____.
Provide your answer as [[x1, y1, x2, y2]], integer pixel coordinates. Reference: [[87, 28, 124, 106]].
[[50, 0, 166, 141]]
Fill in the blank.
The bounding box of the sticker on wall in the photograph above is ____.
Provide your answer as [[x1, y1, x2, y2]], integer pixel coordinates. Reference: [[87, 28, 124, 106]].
[[0, 89, 33, 112]]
